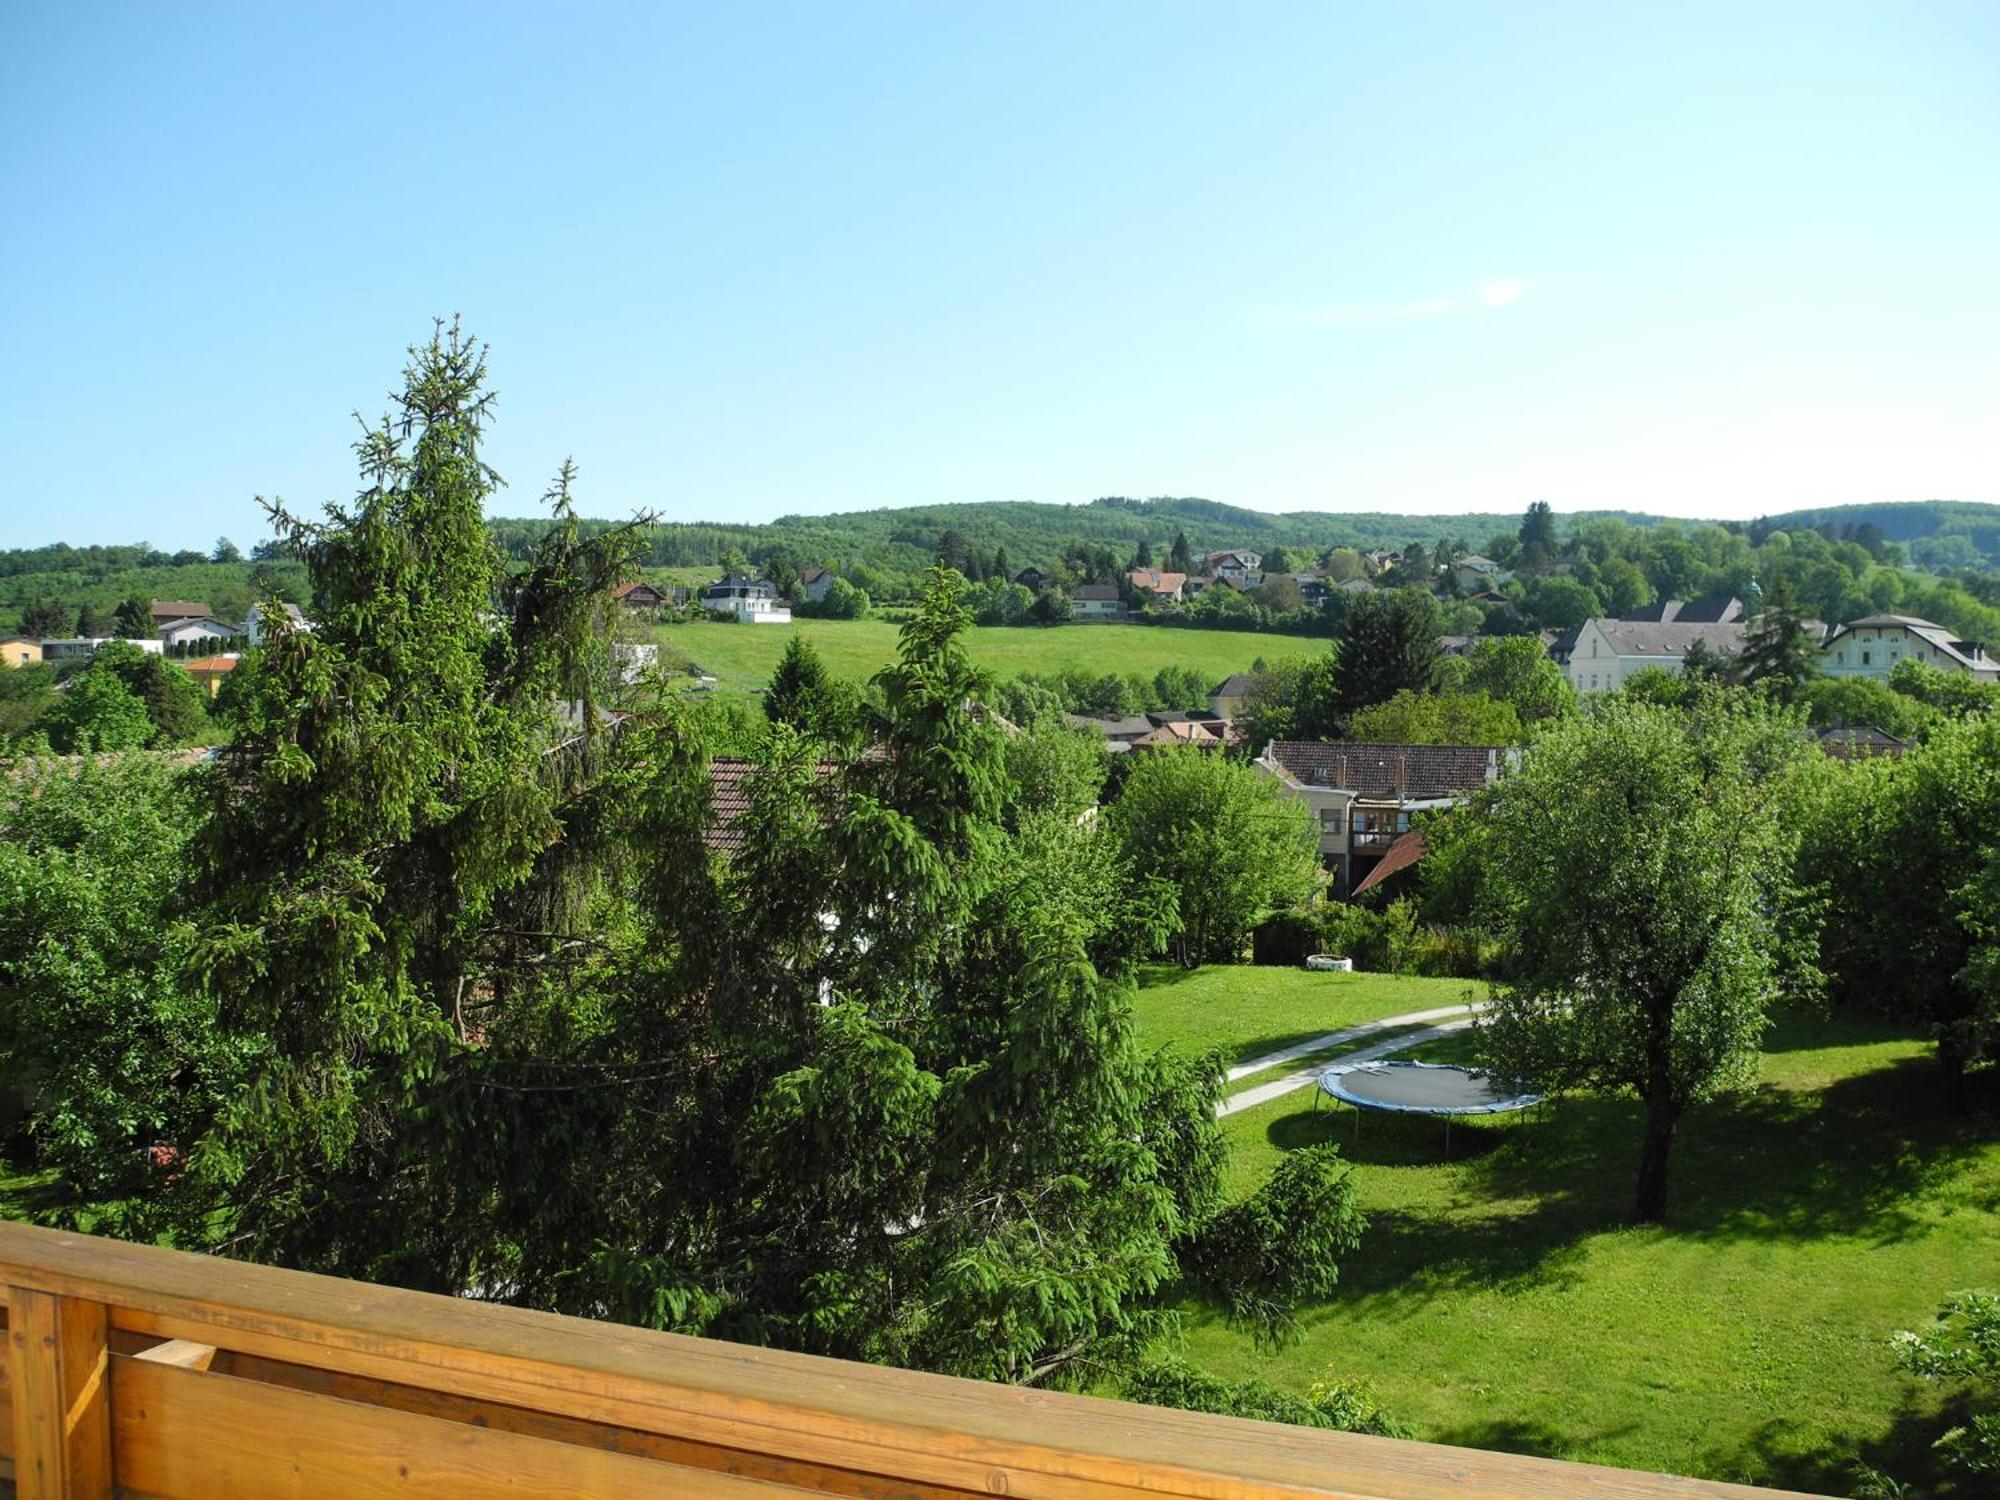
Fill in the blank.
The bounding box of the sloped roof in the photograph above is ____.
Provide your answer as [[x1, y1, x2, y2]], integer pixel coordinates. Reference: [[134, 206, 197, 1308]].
[[1350, 829, 1427, 897], [1266, 741, 1504, 799], [1070, 583, 1123, 601], [151, 600, 212, 621], [1814, 724, 1908, 760], [1211, 673, 1258, 698], [1621, 596, 1744, 624], [1589, 618, 1748, 658], [1127, 568, 1188, 594], [1132, 720, 1223, 749]]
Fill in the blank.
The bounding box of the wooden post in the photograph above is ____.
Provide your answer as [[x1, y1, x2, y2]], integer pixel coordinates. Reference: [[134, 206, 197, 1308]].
[[6, 1287, 112, 1499]]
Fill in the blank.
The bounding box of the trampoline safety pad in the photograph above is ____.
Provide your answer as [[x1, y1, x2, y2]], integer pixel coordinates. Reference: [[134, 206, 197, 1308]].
[[1317, 1060, 1542, 1117]]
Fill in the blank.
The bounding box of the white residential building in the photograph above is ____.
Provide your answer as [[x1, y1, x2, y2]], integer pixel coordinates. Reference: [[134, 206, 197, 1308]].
[[161, 617, 241, 651], [1202, 550, 1264, 589], [700, 574, 792, 624], [1068, 583, 1127, 622], [1565, 616, 1749, 693], [1818, 614, 1997, 683]]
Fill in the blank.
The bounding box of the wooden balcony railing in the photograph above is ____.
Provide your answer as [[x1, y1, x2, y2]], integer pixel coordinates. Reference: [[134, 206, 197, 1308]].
[[0, 1219, 1824, 1498]]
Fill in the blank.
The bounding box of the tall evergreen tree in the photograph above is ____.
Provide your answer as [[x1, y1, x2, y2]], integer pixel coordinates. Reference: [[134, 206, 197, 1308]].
[[20, 597, 69, 636], [763, 633, 853, 744], [1518, 500, 1558, 562], [75, 601, 110, 636], [1168, 529, 1193, 574], [1133, 538, 1153, 569], [112, 595, 155, 638], [190, 321, 646, 1272], [1332, 590, 1441, 723], [1733, 583, 1818, 702]]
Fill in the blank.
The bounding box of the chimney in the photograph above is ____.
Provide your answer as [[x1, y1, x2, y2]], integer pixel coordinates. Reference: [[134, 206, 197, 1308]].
[[1486, 748, 1499, 782], [1395, 753, 1408, 798], [1337, 753, 1349, 791]]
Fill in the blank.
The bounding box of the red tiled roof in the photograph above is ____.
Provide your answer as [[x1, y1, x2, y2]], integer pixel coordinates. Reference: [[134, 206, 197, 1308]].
[[183, 655, 240, 674], [1350, 829, 1426, 897]]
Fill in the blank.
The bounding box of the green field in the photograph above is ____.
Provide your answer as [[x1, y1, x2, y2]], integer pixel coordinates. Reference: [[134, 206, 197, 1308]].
[[1126, 965, 1484, 1067], [1142, 981, 1998, 1495], [652, 618, 1303, 698]]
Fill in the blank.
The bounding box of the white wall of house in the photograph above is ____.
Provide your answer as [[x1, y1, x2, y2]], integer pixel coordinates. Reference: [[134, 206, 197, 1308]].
[[1820, 621, 1998, 682], [1070, 597, 1126, 622], [161, 618, 238, 649]]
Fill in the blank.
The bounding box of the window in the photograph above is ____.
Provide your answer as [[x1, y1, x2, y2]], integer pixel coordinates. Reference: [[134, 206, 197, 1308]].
[[1319, 808, 1343, 833], [1862, 650, 1871, 666], [1589, 674, 1599, 690]]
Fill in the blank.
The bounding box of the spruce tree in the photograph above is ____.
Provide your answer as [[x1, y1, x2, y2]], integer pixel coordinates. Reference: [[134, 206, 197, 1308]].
[[1168, 529, 1193, 573], [1733, 583, 1818, 702]]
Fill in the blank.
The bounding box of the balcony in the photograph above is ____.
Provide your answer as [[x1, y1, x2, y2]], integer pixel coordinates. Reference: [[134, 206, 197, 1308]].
[[0, 1219, 1821, 1498], [1349, 828, 1406, 852]]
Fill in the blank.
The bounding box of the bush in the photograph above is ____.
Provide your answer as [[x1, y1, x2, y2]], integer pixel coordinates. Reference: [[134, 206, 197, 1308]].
[[1125, 1357, 1407, 1438]]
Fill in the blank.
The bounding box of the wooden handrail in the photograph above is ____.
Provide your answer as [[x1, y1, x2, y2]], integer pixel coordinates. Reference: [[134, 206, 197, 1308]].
[[0, 1220, 1826, 1499]]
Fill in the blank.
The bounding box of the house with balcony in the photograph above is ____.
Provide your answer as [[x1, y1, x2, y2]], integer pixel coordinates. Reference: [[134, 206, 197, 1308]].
[[700, 574, 792, 624], [1818, 613, 1997, 683], [1201, 549, 1263, 588], [1255, 739, 1509, 895]]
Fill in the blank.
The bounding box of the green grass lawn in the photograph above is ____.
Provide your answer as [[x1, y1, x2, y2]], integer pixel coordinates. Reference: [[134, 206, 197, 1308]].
[[1178, 1009, 2000, 1494], [1127, 965, 1487, 1069], [651, 618, 1304, 698]]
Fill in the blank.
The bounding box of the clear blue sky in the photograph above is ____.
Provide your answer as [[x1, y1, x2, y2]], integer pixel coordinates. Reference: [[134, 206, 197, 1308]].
[[3, 2, 1997, 548]]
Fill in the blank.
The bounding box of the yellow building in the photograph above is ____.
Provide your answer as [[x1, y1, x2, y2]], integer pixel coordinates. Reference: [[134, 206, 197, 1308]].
[[0, 636, 43, 667]]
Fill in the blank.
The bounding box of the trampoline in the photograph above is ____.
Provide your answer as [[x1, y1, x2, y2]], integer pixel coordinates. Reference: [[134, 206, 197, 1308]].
[[1316, 1060, 1542, 1153]]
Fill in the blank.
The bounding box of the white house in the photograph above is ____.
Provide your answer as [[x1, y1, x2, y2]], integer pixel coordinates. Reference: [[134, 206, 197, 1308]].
[[700, 574, 792, 624], [161, 617, 240, 652], [1565, 616, 1749, 693], [1068, 583, 1127, 622], [797, 567, 836, 604], [243, 601, 311, 646], [1818, 613, 1997, 684]]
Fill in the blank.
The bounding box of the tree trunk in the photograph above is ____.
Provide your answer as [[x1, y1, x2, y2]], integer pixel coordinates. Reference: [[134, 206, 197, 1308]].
[[1633, 1091, 1678, 1224], [1938, 1034, 1969, 1114]]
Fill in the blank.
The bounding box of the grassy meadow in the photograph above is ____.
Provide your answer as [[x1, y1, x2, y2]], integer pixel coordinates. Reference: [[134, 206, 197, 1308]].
[[1126, 970, 2000, 1494], [1126, 965, 1484, 1067], [651, 617, 1300, 698]]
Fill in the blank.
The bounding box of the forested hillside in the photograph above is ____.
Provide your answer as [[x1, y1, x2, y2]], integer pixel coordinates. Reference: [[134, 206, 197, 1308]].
[[5, 496, 1997, 637]]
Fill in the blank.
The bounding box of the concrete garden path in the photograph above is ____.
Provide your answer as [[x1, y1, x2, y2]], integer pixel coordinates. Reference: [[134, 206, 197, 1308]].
[[1216, 1003, 1485, 1119]]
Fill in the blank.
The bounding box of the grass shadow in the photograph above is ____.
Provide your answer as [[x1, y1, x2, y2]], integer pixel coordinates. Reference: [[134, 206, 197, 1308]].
[[1725, 1389, 1977, 1498]]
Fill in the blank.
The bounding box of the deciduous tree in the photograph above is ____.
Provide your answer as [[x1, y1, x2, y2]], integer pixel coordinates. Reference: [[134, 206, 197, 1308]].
[[1439, 694, 1813, 1221]]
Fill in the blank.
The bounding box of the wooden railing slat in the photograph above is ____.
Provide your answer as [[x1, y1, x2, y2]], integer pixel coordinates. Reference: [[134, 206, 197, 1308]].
[[5, 1286, 111, 1500], [0, 1222, 1828, 1500], [112, 1354, 830, 1500]]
